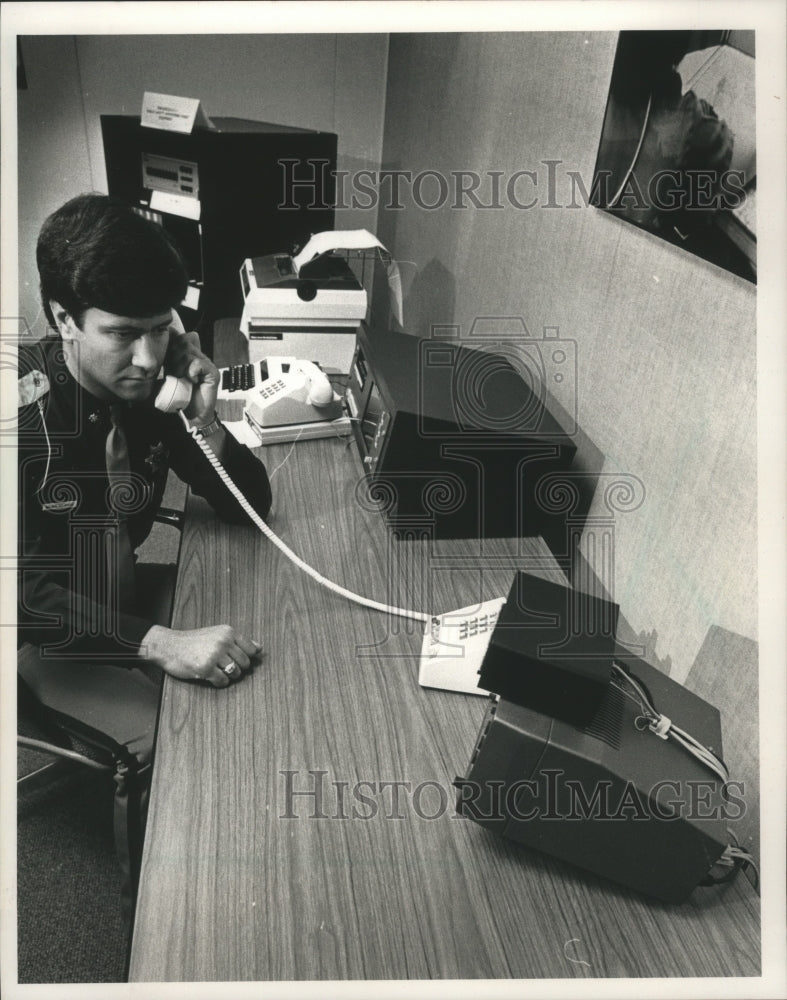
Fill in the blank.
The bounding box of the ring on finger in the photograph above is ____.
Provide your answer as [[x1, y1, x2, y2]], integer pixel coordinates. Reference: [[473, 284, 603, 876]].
[[221, 660, 240, 677]]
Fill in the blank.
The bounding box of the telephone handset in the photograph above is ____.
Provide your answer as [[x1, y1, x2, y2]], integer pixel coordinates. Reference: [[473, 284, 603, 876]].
[[284, 359, 334, 407], [154, 311, 194, 413], [155, 373, 193, 412]]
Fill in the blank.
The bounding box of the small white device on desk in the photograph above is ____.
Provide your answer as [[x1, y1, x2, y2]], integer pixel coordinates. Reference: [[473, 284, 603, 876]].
[[239, 249, 366, 375], [222, 356, 351, 445]]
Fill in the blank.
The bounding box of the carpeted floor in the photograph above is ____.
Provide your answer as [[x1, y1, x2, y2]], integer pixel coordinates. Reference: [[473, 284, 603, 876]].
[[16, 761, 129, 983]]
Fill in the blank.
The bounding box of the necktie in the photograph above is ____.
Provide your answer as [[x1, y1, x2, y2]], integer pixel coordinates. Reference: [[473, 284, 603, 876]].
[[105, 404, 137, 611]]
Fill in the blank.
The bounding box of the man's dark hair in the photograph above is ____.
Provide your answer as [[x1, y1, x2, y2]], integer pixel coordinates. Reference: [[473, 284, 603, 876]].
[[37, 193, 189, 329]]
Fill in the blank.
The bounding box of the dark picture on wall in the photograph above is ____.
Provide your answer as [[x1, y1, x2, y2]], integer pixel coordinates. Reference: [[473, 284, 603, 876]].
[[592, 30, 756, 283]]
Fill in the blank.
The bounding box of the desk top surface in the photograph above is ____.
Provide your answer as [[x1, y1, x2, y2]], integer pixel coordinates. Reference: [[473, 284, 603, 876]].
[[129, 320, 759, 982]]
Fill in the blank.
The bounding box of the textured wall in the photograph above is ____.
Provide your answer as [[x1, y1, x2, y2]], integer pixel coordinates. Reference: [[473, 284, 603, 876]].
[[17, 37, 92, 335], [17, 33, 388, 336], [378, 32, 757, 679]]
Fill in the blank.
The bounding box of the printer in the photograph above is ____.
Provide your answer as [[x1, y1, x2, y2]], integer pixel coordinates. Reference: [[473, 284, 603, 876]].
[[239, 250, 367, 374]]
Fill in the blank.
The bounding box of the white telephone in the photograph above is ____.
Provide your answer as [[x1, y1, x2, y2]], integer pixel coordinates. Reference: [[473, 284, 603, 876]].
[[244, 357, 339, 430]]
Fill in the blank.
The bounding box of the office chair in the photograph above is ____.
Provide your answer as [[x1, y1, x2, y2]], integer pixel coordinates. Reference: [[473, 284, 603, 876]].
[[17, 505, 184, 926]]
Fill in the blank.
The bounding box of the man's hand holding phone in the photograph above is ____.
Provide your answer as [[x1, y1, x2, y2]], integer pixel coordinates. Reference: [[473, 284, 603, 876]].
[[163, 323, 220, 426], [160, 317, 228, 459]]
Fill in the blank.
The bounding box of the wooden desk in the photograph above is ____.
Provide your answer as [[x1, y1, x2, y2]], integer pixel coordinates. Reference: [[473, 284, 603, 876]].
[[129, 321, 760, 981]]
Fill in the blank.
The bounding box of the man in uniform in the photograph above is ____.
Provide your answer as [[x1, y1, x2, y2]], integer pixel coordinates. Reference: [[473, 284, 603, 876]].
[[17, 195, 272, 911]]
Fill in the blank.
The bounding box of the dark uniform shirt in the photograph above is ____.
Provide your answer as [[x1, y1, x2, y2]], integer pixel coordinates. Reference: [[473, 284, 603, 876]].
[[17, 338, 272, 662]]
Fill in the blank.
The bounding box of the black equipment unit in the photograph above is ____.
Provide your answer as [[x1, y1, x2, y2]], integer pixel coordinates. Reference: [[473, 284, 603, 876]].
[[457, 656, 729, 903], [101, 115, 337, 336], [347, 325, 603, 564], [478, 572, 619, 728]]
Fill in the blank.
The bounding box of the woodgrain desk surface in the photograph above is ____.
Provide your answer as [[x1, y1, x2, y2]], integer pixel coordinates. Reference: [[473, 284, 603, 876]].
[[129, 320, 760, 982]]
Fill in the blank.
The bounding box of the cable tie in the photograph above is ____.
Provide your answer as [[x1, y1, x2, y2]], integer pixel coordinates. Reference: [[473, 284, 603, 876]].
[[649, 714, 671, 739]]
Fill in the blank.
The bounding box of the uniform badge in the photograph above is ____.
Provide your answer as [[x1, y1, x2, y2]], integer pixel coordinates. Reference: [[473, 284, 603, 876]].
[[145, 441, 169, 475]]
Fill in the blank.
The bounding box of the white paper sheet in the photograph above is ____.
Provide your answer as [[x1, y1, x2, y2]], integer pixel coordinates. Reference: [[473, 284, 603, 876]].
[[292, 229, 403, 327]]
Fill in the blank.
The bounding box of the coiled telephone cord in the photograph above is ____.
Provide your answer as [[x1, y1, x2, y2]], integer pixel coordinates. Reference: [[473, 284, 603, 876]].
[[183, 412, 430, 625]]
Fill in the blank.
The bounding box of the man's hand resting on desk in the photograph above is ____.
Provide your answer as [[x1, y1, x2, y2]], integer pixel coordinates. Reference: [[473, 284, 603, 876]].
[[140, 624, 261, 687]]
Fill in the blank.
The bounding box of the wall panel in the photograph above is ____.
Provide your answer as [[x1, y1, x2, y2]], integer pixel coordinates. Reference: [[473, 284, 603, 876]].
[[378, 32, 756, 678]]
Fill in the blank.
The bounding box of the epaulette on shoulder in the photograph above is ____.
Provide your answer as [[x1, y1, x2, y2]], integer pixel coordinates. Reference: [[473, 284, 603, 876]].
[[18, 341, 51, 408], [17, 368, 49, 409], [18, 369, 50, 408]]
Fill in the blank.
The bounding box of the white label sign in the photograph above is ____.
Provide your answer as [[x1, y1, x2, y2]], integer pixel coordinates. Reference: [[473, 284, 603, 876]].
[[181, 285, 201, 311], [150, 190, 202, 220], [141, 92, 214, 134]]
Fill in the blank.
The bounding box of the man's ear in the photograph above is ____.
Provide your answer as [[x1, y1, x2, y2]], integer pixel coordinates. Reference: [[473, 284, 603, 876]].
[[49, 300, 78, 340]]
